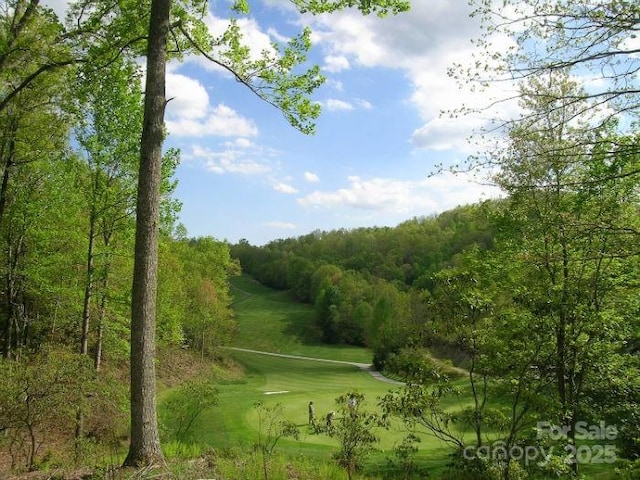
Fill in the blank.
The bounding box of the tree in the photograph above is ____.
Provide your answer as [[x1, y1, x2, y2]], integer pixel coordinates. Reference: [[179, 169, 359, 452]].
[[430, 264, 493, 450], [455, 0, 640, 176], [380, 354, 467, 452], [0, 1, 78, 359], [449, 3, 640, 468], [473, 1, 639, 105], [74, 56, 142, 364], [123, 0, 411, 467], [488, 74, 640, 476], [122, 0, 169, 466], [179, 238, 238, 355], [253, 401, 299, 480], [0, 348, 94, 469], [328, 391, 388, 480], [0, 0, 75, 115], [159, 377, 218, 442]]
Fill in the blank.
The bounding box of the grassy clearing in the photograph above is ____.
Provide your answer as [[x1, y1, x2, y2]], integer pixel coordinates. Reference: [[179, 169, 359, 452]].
[[230, 274, 372, 364], [171, 275, 464, 476], [172, 275, 624, 479], [188, 349, 459, 475]]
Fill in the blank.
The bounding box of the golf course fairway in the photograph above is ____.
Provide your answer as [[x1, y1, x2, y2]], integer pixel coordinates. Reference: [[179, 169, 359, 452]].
[[182, 274, 458, 476]]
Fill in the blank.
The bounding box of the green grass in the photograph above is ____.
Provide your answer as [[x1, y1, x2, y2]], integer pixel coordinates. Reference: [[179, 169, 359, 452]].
[[168, 275, 625, 479], [170, 275, 467, 475], [188, 348, 457, 476], [230, 274, 372, 364]]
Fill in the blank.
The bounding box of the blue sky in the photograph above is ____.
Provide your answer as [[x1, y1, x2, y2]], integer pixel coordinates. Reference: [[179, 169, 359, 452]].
[[46, 0, 506, 245]]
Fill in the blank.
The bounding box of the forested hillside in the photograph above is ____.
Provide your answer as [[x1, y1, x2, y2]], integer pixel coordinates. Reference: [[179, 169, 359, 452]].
[[231, 203, 495, 350], [232, 184, 640, 476], [2, 0, 640, 478], [0, 3, 238, 466]]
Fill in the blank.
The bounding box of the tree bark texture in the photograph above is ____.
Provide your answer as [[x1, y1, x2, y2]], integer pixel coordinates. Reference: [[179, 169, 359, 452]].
[[123, 0, 170, 466]]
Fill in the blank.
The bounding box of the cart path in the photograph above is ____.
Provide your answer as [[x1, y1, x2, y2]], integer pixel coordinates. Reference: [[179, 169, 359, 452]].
[[226, 346, 404, 385]]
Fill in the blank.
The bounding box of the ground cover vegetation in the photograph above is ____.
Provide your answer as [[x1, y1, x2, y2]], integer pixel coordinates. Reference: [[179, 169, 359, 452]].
[[0, 0, 410, 474], [230, 2, 640, 476], [1, 0, 639, 478], [163, 313, 466, 480]]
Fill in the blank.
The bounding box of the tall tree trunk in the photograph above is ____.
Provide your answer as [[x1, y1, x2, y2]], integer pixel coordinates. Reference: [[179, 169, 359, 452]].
[[4, 234, 24, 359], [95, 231, 113, 372], [123, 0, 169, 467], [81, 210, 96, 355], [0, 119, 16, 358], [0, 118, 16, 224], [78, 207, 98, 438], [94, 277, 108, 372]]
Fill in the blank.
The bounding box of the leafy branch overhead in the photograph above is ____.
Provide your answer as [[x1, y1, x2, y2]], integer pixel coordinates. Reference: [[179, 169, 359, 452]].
[[178, 21, 323, 135], [176, 0, 411, 133], [290, 0, 410, 16], [453, 0, 640, 128]]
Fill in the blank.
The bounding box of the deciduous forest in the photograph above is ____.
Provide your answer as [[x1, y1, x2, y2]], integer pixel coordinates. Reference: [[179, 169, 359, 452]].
[[1, 0, 639, 479]]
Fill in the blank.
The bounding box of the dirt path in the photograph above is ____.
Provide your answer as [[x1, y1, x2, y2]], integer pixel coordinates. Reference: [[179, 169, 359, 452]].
[[226, 347, 404, 385]]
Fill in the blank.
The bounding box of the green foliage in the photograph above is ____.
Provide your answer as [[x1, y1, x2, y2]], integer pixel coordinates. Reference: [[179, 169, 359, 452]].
[[380, 371, 466, 452], [615, 459, 640, 480], [386, 432, 424, 479], [231, 204, 498, 354], [441, 447, 507, 480], [158, 237, 238, 354], [327, 391, 389, 480], [253, 401, 300, 480], [169, 446, 348, 480], [292, 0, 410, 16], [0, 348, 94, 469], [160, 377, 219, 442], [161, 440, 205, 459], [462, 0, 640, 131]]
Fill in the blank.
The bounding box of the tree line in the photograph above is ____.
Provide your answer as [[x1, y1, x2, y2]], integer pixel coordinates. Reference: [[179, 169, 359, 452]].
[[0, 0, 412, 471], [0, 0, 237, 468], [231, 203, 495, 349], [1, 0, 639, 477], [231, 80, 640, 478], [232, 1, 640, 473]]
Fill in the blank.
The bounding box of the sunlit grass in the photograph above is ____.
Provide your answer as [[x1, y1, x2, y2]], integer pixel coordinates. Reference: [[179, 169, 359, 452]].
[[164, 275, 624, 479], [174, 275, 462, 475], [230, 274, 372, 363]]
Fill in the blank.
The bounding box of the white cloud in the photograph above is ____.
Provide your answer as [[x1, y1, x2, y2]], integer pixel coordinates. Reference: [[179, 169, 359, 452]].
[[189, 144, 271, 175], [197, 13, 279, 72], [304, 172, 320, 183], [322, 98, 372, 112], [165, 64, 260, 137], [325, 99, 354, 111], [326, 79, 345, 92], [306, 2, 518, 151], [622, 35, 640, 58], [263, 221, 297, 230], [267, 26, 289, 44], [274, 182, 298, 194], [166, 72, 209, 119], [167, 103, 258, 137], [324, 55, 350, 73], [227, 138, 254, 149], [356, 99, 373, 110], [298, 173, 501, 215], [412, 117, 483, 152]]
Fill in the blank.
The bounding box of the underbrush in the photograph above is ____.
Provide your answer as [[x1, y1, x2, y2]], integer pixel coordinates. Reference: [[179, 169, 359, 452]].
[[166, 446, 352, 480]]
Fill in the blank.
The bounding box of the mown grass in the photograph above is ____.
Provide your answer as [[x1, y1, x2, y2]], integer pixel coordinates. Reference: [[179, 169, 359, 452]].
[[167, 274, 625, 479], [168, 275, 467, 477], [186, 348, 461, 478], [230, 274, 372, 364]]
